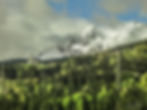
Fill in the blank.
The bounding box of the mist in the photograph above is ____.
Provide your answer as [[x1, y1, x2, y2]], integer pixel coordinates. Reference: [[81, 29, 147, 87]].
[[0, 0, 147, 61]]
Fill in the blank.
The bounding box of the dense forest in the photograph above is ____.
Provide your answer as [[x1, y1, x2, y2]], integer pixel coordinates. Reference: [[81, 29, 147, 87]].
[[0, 42, 147, 110]]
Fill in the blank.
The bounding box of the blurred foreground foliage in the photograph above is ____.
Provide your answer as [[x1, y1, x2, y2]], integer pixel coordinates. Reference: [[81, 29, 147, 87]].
[[0, 42, 147, 110]]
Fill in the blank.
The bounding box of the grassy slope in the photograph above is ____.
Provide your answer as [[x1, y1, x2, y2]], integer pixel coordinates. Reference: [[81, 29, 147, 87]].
[[0, 42, 147, 110]]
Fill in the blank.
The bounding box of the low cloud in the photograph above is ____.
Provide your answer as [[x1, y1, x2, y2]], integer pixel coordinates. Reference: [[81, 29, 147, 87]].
[[0, 0, 147, 61], [0, 0, 92, 61]]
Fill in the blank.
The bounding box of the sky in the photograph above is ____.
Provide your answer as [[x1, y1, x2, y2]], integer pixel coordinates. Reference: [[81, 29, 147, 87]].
[[0, 0, 147, 61], [49, 0, 147, 22], [49, 0, 97, 19]]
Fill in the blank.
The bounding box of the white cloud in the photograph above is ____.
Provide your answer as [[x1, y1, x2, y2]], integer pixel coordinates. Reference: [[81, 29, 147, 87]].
[[68, 22, 147, 55], [0, 0, 92, 61], [0, 0, 147, 61], [98, 0, 147, 16]]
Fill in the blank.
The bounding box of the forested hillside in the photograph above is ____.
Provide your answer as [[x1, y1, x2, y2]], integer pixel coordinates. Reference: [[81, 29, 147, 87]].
[[0, 42, 147, 110]]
